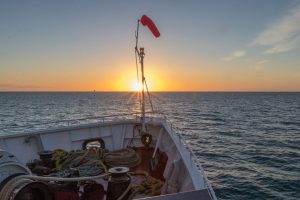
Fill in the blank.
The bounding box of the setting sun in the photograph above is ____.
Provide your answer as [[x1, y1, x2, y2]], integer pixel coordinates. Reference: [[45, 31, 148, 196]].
[[130, 81, 143, 92]]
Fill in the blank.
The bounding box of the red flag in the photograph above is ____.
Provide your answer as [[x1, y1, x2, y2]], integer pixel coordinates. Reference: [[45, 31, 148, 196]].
[[141, 15, 160, 38]]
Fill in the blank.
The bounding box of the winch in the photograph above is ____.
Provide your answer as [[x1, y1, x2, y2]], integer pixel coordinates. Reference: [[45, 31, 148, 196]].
[[107, 167, 131, 200], [0, 149, 31, 190]]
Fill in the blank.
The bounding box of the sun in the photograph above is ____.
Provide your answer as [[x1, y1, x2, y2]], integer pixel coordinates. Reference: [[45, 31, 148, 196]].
[[130, 81, 143, 92]]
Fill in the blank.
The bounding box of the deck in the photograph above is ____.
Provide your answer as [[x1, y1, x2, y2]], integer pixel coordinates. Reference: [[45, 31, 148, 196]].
[[141, 189, 212, 200]]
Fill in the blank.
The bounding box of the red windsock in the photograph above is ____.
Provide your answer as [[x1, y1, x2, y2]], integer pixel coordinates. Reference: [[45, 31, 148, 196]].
[[141, 15, 160, 38]]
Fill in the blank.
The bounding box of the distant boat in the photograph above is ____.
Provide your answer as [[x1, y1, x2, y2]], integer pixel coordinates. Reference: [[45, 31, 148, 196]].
[[0, 15, 217, 200]]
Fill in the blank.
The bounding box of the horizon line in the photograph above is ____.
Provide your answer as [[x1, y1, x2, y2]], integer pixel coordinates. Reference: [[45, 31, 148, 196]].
[[0, 90, 299, 93]]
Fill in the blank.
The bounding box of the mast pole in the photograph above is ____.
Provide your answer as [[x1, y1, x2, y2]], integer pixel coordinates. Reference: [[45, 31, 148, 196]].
[[135, 19, 146, 133], [140, 47, 146, 132]]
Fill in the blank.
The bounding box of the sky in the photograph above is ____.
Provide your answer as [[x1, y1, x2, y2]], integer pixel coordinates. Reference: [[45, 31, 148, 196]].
[[0, 0, 300, 92]]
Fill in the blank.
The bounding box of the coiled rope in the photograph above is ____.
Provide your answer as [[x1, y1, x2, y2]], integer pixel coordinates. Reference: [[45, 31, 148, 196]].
[[104, 148, 141, 168], [51, 148, 107, 177], [128, 171, 164, 199]]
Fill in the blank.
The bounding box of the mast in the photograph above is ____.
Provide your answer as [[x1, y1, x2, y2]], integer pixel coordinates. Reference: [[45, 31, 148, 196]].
[[135, 15, 160, 135], [140, 47, 146, 132], [135, 20, 146, 133]]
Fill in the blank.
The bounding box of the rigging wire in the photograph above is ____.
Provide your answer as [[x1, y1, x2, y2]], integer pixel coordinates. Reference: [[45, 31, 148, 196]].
[[135, 49, 142, 111], [135, 20, 142, 112], [145, 79, 154, 112], [134, 40, 140, 83], [134, 51, 142, 111]]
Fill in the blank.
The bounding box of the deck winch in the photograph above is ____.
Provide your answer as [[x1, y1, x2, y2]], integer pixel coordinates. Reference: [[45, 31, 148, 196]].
[[0, 150, 31, 190], [107, 167, 131, 200]]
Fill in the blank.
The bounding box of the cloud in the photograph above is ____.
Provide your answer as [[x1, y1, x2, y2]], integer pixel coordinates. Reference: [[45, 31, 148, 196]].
[[255, 60, 270, 65], [253, 4, 300, 54], [222, 4, 300, 61], [254, 60, 270, 70], [223, 50, 246, 61], [264, 35, 300, 54]]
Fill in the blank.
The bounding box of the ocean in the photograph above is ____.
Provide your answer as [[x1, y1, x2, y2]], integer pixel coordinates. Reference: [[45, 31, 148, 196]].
[[0, 92, 299, 199]]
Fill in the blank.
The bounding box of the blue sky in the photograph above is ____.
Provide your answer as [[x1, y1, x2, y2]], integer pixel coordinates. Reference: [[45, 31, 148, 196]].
[[0, 0, 299, 91]]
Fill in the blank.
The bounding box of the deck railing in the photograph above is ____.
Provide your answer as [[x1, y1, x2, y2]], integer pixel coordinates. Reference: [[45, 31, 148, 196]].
[[0, 111, 162, 134], [162, 115, 218, 200]]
